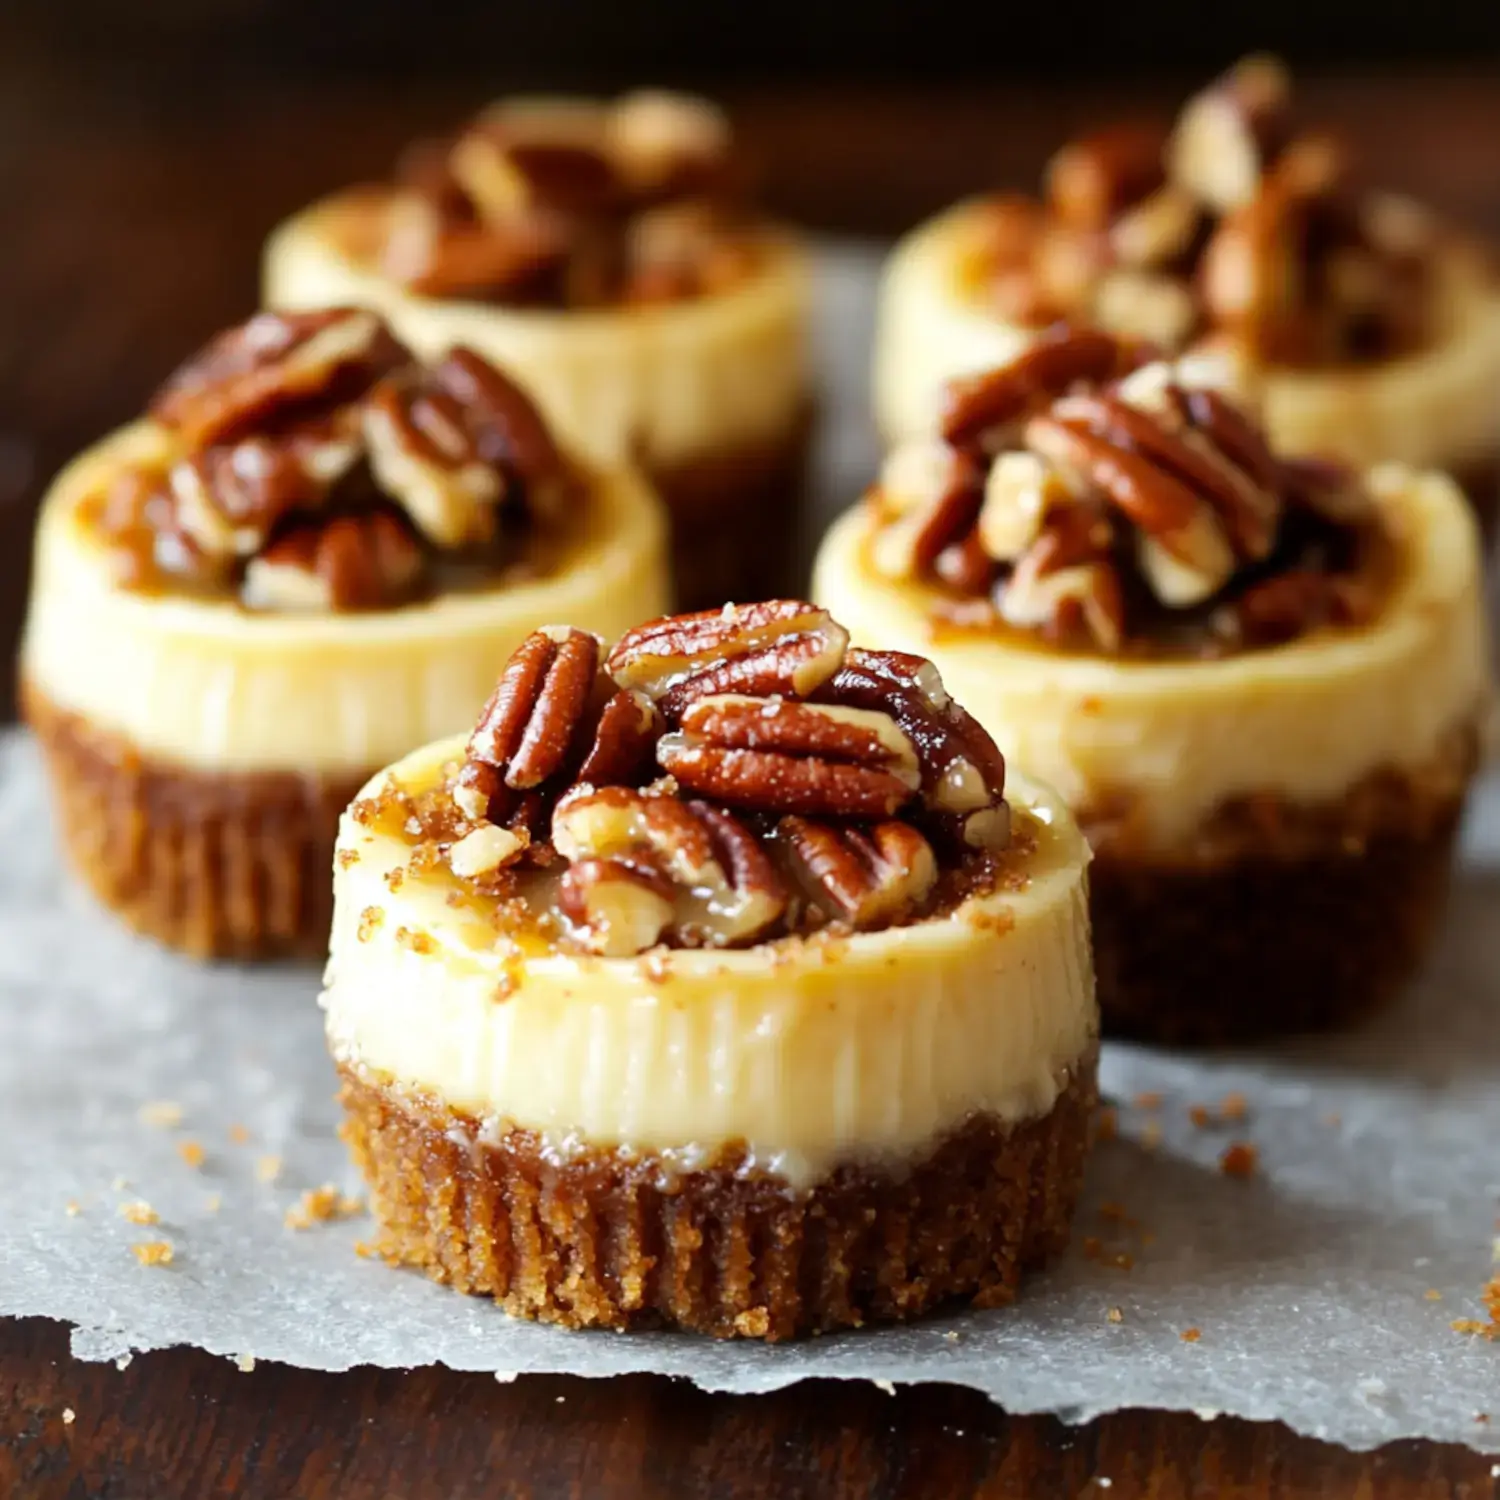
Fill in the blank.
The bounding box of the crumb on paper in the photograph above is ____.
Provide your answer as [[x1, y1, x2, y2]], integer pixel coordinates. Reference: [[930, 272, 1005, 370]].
[[1219, 1142, 1258, 1179], [1218, 1092, 1248, 1122], [1426, 1289, 1443, 1301], [64, 1199, 81, 1217], [1188, 1105, 1212, 1129], [234, 1354, 256, 1373], [1133, 1092, 1164, 1111], [255, 1155, 283, 1184], [354, 1240, 378, 1259], [131, 1241, 174, 1267], [1180, 1327, 1202, 1344], [177, 1140, 205, 1168], [284, 1185, 365, 1231], [117, 1201, 158, 1226], [228, 1124, 250, 1145], [1107, 1307, 1124, 1324]]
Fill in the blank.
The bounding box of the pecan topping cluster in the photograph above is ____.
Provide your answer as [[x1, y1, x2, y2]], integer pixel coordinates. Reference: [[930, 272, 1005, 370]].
[[93, 308, 576, 610], [973, 56, 1440, 365], [375, 92, 760, 308], [437, 602, 1011, 957], [872, 327, 1379, 654]]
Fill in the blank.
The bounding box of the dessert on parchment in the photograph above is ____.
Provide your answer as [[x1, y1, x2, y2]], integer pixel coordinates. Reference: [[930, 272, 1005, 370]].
[[265, 91, 812, 605], [874, 56, 1500, 533], [21, 307, 667, 958], [815, 329, 1491, 1042], [323, 601, 1097, 1339]]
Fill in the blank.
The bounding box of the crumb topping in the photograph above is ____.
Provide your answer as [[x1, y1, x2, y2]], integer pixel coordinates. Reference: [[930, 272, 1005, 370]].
[[360, 602, 1028, 957], [82, 310, 584, 610], [868, 328, 1387, 657], [968, 55, 1446, 368], [131, 1241, 175, 1267], [357, 92, 764, 308]]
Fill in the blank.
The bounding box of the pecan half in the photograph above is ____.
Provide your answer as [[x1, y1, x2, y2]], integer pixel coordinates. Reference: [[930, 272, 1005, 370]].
[[976, 449, 1066, 563], [606, 600, 850, 715], [1000, 512, 1128, 651], [657, 695, 921, 820], [460, 628, 604, 821], [449, 129, 620, 224], [608, 90, 732, 195], [940, 328, 1134, 451], [871, 441, 984, 580], [1229, 567, 1373, 646], [816, 650, 1010, 852], [779, 817, 938, 930], [150, 309, 404, 448], [1167, 54, 1291, 213], [1045, 124, 1168, 234], [1108, 185, 1201, 269], [552, 786, 786, 949], [576, 689, 663, 787], [241, 512, 425, 612]]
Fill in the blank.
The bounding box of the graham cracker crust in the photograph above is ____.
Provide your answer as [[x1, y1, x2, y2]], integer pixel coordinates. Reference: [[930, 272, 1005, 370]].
[[338, 1052, 1097, 1341], [1086, 740, 1476, 1045], [24, 680, 364, 959], [652, 410, 812, 611]]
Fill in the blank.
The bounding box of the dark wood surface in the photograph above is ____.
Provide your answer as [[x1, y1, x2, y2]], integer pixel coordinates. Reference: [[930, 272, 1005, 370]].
[[3, 38, 1500, 1496]]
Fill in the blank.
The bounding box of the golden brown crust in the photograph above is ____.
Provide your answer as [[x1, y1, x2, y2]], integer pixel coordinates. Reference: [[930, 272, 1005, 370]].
[[338, 1053, 1097, 1341], [24, 680, 365, 959], [652, 408, 811, 610], [1087, 747, 1474, 1044]]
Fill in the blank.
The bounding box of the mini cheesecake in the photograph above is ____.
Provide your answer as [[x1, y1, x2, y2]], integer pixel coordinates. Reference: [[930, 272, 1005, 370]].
[[323, 602, 1097, 1339], [816, 331, 1492, 1043], [874, 57, 1500, 534], [264, 92, 812, 607], [21, 308, 668, 958]]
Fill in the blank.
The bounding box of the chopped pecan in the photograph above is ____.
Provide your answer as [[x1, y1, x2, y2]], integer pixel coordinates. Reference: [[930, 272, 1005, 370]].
[[1091, 269, 1198, 350], [552, 786, 785, 949], [779, 817, 938, 930], [576, 689, 663, 787], [1108, 185, 1201, 269], [462, 627, 605, 810], [606, 600, 850, 714], [932, 530, 998, 595], [383, 203, 572, 301], [1167, 54, 1291, 212], [1001, 552, 1126, 654], [558, 855, 677, 957], [150, 310, 404, 448], [241, 512, 425, 613], [657, 695, 920, 820], [1045, 124, 1168, 234], [940, 328, 1134, 451], [449, 823, 529, 879], [871, 440, 984, 579], [608, 91, 732, 195], [816, 650, 1010, 852], [976, 449, 1066, 563], [449, 128, 620, 223]]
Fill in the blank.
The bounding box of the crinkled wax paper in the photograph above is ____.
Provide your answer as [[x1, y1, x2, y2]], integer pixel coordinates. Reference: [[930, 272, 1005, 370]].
[[1, 247, 1497, 1452]]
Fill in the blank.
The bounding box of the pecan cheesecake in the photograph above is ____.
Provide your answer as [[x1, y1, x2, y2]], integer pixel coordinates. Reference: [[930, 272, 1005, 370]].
[[815, 331, 1492, 1042], [264, 92, 812, 606], [874, 57, 1500, 533], [21, 307, 668, 958], [323, 601, 1098, 1339]]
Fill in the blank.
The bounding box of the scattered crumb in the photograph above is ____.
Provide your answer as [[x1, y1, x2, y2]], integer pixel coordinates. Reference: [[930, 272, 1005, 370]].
[[131, 1241, 174, 1267], [138, 1100, 183, 1128], [177, 1140, 206, 1169], [1106, 1307, 1124, 1324], [384, 866, 405, 893], [62, 1408, 75, 1425], [64, 1200, 81, 1218], [284, 1185, 365, 1231], [731, 1307, 770, 1338], [1452, 1319, 1487, 1336], [117, 1201, 159, 1226], [1180, 1327, 1202, 1344], [228, 1124, 250, 1145], [1219, 1142, 1259, 1179], [255, 1155, 283, 1184], [354, 1240, 377, 1259], [1425, 1289, 1443, 1301], [1218, 1092, 1248, 1122], [234, 1354, 256, 1373], [872, 1380, 897, 1396], [1134, 1092, 1164, 1111], [1188, 1105, 1212, 1129], [1475, 1412, 1489, 1425], [394, 925, 436, 956], [1094, 1106, 1118, 1143], [336, 847, 359, 870], [357, 906, 384, 942]]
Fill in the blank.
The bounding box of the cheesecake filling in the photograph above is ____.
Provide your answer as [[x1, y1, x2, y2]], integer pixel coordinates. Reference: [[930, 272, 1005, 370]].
[[321, 602, 1096, 1189]]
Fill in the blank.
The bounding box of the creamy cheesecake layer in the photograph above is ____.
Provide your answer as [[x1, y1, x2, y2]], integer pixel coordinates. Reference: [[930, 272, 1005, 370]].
[[813, 466, 1491, 852], [264, 198, 812, 475], [322, 738, 1096, 1189], [874, 200, 1500, 471], [21, 423, 669, 776]]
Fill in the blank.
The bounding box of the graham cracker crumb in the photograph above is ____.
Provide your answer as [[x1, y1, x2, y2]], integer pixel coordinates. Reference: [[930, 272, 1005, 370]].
[[1180, 1327, 1202, 1343], [255, 1155, 283, 1183], [732, 1307, 771, 1338], [394, 925, 435, 955], [131, 1241, 174, 1267], [384, 866, 406, 893], [118, 1201, 159, 1226], [228, 1123, 250, 1145], [358, 906, 384, 942], [177, 1140, 205, 1168], [62, 1408, 75, 1425], [1106, 1307, 1124, 1324], [336, 848, 360, 870], [138, 1100, 183, 1128], [1219, 1142, 1259, 1178], [284, 1185, 365, 1230]]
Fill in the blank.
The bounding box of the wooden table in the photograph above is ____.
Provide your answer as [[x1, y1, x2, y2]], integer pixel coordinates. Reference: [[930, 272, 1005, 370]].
[[2, 41, 1498, 1495]]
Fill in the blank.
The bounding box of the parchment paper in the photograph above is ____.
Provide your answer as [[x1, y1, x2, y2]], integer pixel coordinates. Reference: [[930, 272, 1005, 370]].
[[1, 246, 1497, 1453]]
